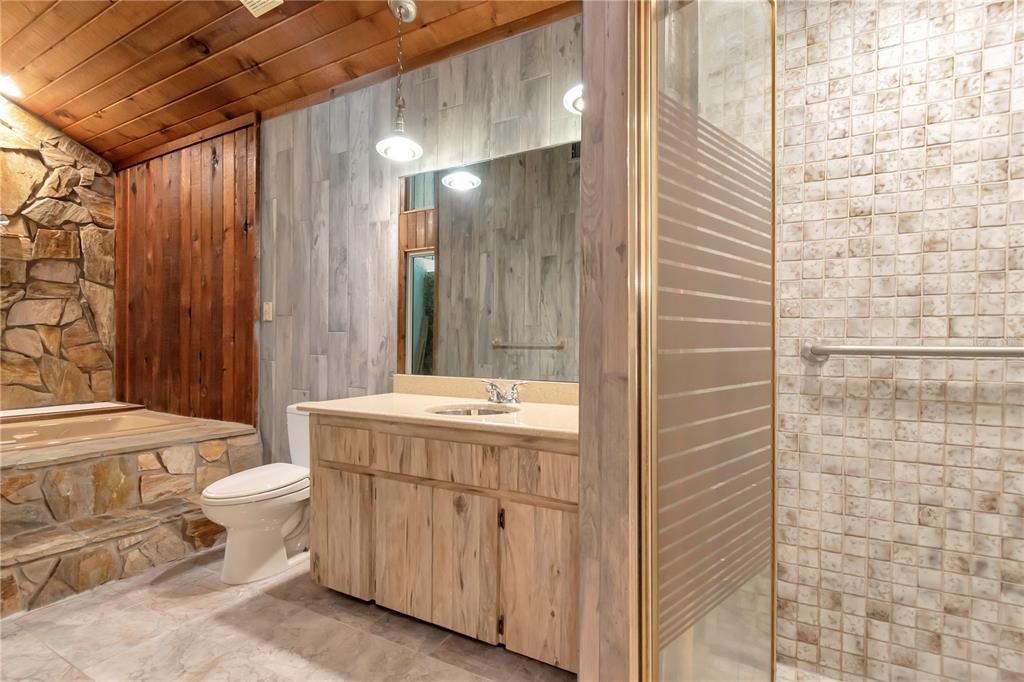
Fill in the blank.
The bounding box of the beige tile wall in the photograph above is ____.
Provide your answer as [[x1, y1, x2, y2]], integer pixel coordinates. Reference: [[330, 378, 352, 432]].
[[776, 1, 1024, 680]]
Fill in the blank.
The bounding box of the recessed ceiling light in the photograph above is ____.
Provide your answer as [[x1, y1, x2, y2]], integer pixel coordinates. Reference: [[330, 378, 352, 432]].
[[441, 171, 481, 191], [0, 75, 23, 99], [562, 83, 583, 115]]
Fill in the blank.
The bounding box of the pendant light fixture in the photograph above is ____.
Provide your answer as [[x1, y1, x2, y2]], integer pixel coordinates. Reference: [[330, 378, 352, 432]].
[[376, 0, 423, 162]]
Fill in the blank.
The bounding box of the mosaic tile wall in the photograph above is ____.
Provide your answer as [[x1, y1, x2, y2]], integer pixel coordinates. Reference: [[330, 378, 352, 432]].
[[775, 1, 1024, 680]]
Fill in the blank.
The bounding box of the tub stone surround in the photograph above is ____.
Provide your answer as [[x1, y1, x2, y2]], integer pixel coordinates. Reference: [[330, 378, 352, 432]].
[[0, 97, 115, 410], [0, 427, 261, 616]]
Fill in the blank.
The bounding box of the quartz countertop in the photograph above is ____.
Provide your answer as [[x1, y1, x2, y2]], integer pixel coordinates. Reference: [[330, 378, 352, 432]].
[[296, 392, 578, 442]]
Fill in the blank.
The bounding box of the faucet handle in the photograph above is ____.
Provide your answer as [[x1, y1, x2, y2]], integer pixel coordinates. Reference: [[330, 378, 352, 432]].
[[480, 379, 500, 402], [507, 382, 527, 402]]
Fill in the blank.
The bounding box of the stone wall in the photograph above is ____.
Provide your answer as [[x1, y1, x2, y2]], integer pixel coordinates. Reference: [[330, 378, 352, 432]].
[[0, 98, 115, 409]]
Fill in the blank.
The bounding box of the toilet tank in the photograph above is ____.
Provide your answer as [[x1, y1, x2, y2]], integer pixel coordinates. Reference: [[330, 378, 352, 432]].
[[286, 404, 310, 468]]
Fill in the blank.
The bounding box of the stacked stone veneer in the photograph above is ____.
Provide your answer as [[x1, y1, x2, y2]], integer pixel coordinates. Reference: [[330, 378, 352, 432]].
[[0, 432, 260, 616], [0, 98, 115, 408]]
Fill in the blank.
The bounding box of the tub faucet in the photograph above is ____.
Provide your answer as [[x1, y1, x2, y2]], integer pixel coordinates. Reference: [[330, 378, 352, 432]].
[[481, 380, 526, 404]]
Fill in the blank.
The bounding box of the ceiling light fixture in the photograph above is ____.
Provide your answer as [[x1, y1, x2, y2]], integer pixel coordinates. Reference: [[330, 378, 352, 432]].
[[441, 170, 482, 191], [376, 0, 422, 162], [562, 83, 583, 115], [0, 75, 23, 99]]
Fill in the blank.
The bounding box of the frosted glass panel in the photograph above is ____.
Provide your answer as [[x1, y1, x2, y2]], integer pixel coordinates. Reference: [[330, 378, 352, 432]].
[[654, 0, 774, 679]]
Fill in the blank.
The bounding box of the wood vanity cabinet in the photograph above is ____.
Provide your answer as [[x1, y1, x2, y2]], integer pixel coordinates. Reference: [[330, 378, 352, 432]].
[[309, 415, 578, 672]]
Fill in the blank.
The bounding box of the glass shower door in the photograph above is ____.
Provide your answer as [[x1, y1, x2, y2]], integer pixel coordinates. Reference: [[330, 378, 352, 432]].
[[650, 0, 775, 679]]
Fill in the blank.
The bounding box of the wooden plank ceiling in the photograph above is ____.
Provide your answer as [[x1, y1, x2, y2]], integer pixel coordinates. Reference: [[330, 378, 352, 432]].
[[1, 0, 578, 165]]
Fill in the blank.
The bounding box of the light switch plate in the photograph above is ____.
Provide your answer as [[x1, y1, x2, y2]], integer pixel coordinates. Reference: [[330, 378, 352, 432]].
[[262, 301, 273, 322]]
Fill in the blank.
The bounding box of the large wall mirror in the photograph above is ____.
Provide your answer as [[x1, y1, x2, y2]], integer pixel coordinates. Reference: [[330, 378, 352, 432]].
[[397, 142, 581, 382]]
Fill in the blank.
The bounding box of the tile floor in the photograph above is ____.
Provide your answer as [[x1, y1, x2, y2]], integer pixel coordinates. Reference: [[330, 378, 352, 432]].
[[0, 549, 575, 682]]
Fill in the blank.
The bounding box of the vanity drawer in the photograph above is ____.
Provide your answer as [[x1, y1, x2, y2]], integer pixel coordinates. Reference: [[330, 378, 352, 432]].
[[372, 433, 499, 489], [314, 425, 370, 466], [499, 448, 578, 503]]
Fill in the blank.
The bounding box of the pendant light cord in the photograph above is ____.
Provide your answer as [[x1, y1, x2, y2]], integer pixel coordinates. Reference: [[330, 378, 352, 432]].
[[394, 14, 406, 133]]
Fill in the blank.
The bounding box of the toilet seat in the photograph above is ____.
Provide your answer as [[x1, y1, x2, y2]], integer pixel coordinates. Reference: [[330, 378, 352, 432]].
[[201, 463, 309, 506]]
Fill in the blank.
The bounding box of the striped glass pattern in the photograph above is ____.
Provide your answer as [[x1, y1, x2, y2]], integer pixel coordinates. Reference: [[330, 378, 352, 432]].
[[654, 1, 774, 679]]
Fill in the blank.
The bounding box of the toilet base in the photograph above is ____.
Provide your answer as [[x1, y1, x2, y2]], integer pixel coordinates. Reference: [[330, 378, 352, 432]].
[[205, 492, 310, 585], [221, 526, 291, 584]]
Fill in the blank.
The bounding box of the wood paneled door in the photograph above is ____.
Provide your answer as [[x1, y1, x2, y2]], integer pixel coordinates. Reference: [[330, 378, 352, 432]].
[[114, 121, 258, 425]]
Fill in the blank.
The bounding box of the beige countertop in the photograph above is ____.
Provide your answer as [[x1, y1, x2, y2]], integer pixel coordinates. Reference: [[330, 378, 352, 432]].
[[297, 392, 579, 442]]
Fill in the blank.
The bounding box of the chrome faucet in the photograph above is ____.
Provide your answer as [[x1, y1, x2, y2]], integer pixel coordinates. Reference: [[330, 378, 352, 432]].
[[481, 379, 526, 404]]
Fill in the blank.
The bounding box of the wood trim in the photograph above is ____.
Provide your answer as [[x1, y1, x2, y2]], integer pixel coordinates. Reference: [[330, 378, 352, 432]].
[[314, 413, 578, 456], [318, 460, 579, 514], [113, 113, 257, 171], [261, 1, 582, 122], [578, 0, 645, 679], [0, 403, 143, 425]]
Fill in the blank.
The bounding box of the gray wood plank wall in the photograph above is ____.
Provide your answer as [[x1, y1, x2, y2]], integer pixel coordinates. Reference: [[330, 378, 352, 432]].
[[259, 16, 582, 462], [435, 144, 580, 382]]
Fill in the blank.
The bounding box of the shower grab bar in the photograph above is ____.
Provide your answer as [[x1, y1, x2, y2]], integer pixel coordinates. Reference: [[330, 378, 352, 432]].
[[801, 340, 1024, 364]]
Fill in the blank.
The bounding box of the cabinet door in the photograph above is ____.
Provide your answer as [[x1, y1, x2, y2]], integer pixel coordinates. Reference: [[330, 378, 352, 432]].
[[500, 502, 579, 672], [432, 489, 499, 643], [374, 478, 433, 620], [310, 468, 373, 599]]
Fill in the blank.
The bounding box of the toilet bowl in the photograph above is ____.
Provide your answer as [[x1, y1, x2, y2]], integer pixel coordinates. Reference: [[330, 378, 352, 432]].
[[200, 404, 311, 584]]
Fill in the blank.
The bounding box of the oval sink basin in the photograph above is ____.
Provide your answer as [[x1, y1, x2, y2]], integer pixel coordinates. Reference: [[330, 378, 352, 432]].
[[429, 404, 519, 417]]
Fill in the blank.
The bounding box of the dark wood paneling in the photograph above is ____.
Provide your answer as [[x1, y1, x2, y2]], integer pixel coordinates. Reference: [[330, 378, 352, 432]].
[[1, 0, 579, 164], [115, 123, 258, 425]]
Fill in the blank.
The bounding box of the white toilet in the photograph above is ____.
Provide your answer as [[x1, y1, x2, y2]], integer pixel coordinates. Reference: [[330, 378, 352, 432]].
[[200, 404, 310, 584]]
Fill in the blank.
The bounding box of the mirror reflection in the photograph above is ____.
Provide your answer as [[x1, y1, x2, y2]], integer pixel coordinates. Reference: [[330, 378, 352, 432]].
[[397, 142, 581, 382]]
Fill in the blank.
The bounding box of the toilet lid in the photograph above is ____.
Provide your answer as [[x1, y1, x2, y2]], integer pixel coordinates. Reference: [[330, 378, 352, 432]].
[[202, 463, 309, 502]]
